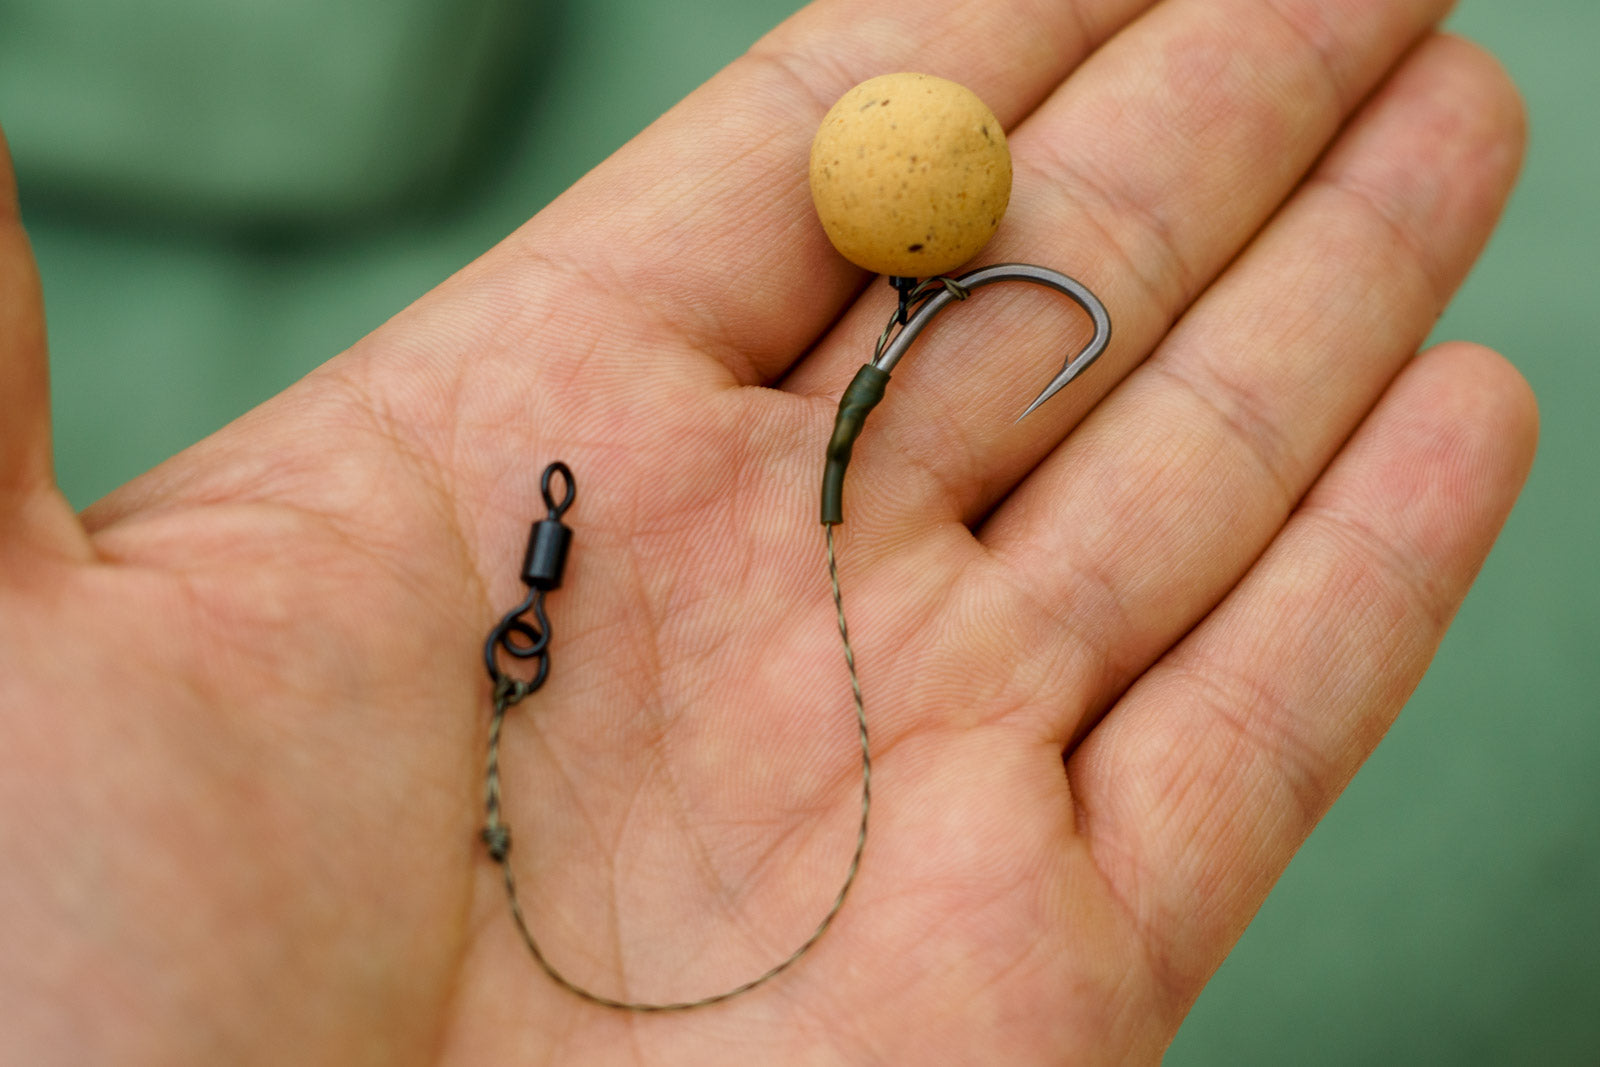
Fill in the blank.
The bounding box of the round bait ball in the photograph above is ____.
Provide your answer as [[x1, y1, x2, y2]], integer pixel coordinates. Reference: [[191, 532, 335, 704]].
[[810, 73, 1011, 277]]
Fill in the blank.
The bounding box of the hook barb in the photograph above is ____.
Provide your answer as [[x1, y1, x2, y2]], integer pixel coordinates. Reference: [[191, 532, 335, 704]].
[[1015, 356, 1092, 423]]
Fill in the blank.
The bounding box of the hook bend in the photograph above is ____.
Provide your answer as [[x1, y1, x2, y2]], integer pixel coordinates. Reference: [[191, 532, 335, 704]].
[[823, 263, 1111, 525], [871, 262, 1112, 420]]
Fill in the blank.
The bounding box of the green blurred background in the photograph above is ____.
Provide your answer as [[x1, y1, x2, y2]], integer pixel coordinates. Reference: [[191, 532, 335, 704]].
[[3, 0, 1594, 1060]]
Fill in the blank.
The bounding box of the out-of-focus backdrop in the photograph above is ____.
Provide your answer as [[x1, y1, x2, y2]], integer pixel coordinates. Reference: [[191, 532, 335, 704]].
[[3, 0, 1594, 1060]]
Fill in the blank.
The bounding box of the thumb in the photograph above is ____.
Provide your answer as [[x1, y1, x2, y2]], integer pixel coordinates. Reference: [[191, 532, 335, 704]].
[[0, 124, 83, 555]]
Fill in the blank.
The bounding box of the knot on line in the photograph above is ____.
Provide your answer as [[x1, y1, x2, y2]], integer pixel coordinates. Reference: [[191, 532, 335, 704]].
[[482, 824, 512, 863], [493, 674, 530, 707]]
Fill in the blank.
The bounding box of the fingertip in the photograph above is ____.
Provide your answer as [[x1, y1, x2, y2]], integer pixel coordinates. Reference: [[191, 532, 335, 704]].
[[1322, 33, 1528, 289], [1412, 339, 1539, 483], [1426, 32, 1529, 148], [1321, 340, 1540, 588], [1408, 32, 1529, 188]]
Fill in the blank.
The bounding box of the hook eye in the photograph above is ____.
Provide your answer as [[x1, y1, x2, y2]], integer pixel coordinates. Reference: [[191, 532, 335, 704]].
[[541, 462, 576, 519]]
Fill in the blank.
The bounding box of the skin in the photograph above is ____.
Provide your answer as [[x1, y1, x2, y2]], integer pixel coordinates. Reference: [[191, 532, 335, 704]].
[[0, 0, 1536, 1063]]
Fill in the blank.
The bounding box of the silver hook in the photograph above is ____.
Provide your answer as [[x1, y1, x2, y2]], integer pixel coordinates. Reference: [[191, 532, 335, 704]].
[[871, 262, 1113, 422], [822, 263, 1112, 525]]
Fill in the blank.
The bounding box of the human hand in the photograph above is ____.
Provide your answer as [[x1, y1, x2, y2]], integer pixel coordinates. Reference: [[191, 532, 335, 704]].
[[0, 0, 1535, 1062]]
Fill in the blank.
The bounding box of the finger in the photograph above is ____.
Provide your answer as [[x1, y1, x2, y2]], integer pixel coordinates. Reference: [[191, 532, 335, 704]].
[[0, 125, 48, 498], [0, 126, 85, 559], [971, 35, 1525, 742], [784, 0, 1454, 532], [0, 125, 85, 558], [486, 0, 1162, 384], [1068, 341, 1537, 1015]]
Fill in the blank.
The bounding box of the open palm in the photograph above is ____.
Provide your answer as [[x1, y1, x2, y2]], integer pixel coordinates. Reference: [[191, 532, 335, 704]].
[[2, 0, 1535, 1063]]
